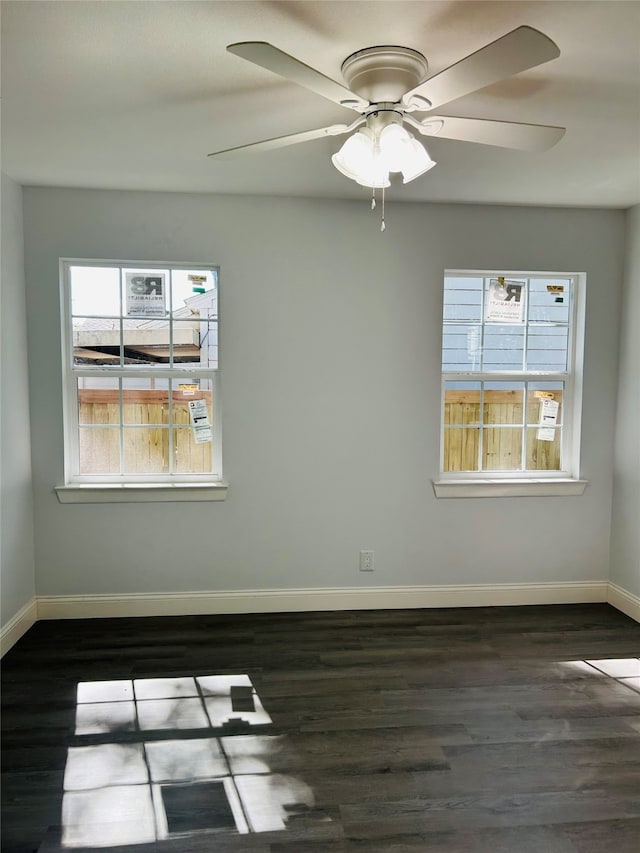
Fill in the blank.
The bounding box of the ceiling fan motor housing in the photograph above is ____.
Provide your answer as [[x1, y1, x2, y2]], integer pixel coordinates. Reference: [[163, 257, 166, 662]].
[[341, 46, 428, 103]]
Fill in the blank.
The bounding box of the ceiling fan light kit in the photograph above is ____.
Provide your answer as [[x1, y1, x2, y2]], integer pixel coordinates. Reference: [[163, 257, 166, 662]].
[[332, 110, 436, 189], [210, 26, 564, 229]]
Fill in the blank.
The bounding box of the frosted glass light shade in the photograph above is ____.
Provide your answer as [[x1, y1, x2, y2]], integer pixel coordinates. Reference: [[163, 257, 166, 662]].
[[332, 122, 435, 187], [400, 137, 436, 183], [355, 166, 390, 189], [331, 130, 390, 188], [378, 123, 409, 172]]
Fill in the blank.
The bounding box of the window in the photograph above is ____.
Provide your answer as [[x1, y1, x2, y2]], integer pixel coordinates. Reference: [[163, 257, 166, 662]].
[[437, 270, 586, 496], [58, 260, 224, 501]]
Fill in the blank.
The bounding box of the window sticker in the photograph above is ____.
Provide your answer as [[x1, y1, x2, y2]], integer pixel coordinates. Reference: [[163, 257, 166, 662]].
[[537, 397, 559, 441], [547, 283, 566, 303], [179, 384, 198, 396], [189, 274, 207, 295], [125, 273, 167, 317], [188, 399, 213, 444], [486, 277, 525, 323]]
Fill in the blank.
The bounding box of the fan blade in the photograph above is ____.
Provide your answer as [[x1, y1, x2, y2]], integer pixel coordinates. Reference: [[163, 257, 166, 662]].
[[208, 124, 353, 158], [411, 115, 565, 151], [404, 26, 560, 111], [227, 42, 367, 111]]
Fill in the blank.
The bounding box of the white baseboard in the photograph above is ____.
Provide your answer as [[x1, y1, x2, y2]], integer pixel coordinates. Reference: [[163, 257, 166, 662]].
[[0, 597, 37, 656], [36, 581, 609, 620], [607, 582, 640, 622], [5, 581, 636, 653]]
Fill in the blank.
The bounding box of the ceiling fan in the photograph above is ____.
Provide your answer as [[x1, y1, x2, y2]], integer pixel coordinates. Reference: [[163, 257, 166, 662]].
[[208, 25, 564, 200]]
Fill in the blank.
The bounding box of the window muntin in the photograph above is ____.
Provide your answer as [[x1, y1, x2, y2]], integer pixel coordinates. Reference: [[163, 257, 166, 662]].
[[62, 261, 221, 483], [441, 272, 580, 479]]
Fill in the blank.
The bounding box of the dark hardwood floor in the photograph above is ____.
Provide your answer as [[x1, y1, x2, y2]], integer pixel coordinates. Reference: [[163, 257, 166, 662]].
[[2, 604, 640, 852]]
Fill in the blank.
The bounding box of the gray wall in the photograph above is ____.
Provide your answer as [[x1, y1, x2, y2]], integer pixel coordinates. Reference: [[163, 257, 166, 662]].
[[1, 174, 36, 627], [610, 206, 640, 597], [23, 188, 625, 597]]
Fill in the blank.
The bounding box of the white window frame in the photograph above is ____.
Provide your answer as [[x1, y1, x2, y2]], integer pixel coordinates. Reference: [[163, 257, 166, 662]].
[[56, 259, 226, 503], [434, 269, 587, 498]]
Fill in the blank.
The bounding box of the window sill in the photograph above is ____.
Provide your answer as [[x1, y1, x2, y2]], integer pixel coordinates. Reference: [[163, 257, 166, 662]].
[[55, 482, 228, 504], [432, 479, 588, 498]]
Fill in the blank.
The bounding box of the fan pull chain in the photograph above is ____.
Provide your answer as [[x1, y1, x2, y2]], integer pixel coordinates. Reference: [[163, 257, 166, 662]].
[[371, 187, 376, 210], [380, 187, 386, 232]]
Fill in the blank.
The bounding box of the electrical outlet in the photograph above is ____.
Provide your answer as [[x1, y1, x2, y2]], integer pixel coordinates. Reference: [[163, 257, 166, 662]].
[[359, 550, 374, 571]]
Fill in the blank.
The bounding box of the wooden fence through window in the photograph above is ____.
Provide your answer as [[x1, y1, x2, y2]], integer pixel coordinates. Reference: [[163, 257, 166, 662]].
[[77, 389, 213, 474], [444, 389, 561, 471]]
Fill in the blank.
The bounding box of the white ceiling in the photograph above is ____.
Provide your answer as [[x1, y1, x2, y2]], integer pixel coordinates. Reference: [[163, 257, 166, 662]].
[[2, 0, 639, 207]]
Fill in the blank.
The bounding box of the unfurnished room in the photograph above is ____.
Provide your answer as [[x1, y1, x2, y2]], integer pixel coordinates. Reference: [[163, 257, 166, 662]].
[[1, 2, 639, 851]]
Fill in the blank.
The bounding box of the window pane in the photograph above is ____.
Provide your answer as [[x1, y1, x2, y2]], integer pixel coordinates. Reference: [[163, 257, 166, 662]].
[[527, 278, 570, 323], [484, 277, 527, 325], [526, 384, 564, 426], [442, 324, 481, 371], [173, 428, 213, 474], [77, 378, 120, 425], [172, 319, 213, 368], [122, 269, 169, 319], [170, 270, 217, 316], [526, 325, 569, 371], [443, 277, 483, 322], [526, 427, 562, 470], [123, 427, 168, 473], [73, 318, 121, 366], [173, 379, 212, 415], [123, 320, 171, 366], [443, 427, 480, 471], [122, 382, 169, 426], [189, 311, 218, 370], [198, 309, 219, 370], [173, 379, 214, 474], [79, 427, 120, 474], [481, 326, 525, 370], [483, 383, 524, 426], [444, 381, 481, 425], [70, 266, 120, 317], [483, 427, 522, 471]]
